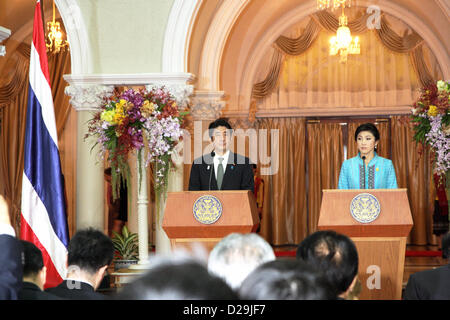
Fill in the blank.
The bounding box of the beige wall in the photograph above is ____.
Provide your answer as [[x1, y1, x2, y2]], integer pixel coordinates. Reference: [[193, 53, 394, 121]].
[[77, 0, 174, 73]]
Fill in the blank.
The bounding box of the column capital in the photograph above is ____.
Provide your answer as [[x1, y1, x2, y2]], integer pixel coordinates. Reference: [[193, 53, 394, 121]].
[[190, 90, 226, 121], [65, 84, 114, 111], [64, 72, 196, 111]]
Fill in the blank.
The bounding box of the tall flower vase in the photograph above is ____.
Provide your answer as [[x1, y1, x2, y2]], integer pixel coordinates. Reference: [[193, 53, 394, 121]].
[[129, 150, 150, 269], [155, 187, 171, 255], [155, 141, 185, 254]]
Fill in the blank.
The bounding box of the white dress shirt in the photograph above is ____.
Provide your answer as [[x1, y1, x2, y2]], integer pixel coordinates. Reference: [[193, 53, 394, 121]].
[[214, 150, 230, 180]]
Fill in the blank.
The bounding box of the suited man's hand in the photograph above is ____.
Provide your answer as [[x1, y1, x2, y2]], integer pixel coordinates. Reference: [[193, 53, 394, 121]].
[[0, 195, 11, 226]]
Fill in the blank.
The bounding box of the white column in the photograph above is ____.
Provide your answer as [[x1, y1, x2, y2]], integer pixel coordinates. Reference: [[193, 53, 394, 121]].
[[133, 150, 149, 267], [65, 84, 114, 231]]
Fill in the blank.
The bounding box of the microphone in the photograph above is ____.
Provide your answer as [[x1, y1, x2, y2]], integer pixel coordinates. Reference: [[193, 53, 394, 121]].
[[362, 155, 366, 189], [208, 151, 215, 191]]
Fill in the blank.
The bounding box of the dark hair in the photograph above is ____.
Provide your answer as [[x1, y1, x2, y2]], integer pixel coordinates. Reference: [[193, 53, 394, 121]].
[[442, 231, 450, 260], [20, 240, 44, 278], [239, 259, 336, 300], [67, 228, 114, 274], [117, 260, 238, 300], [296, 230, 359, 296], [354, 123, 380, 142], [208, 118, 233, 140]]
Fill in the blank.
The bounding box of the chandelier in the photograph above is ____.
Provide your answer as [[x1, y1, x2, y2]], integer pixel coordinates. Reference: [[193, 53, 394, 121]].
[[328, 6, 360, 62], [317, 0, 352, 11], [46, 0, 69, 54]]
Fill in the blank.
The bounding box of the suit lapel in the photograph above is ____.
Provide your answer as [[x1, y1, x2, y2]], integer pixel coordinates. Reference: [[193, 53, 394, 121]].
[[220, 152, 236, 190], [203, 153, 218, 190]]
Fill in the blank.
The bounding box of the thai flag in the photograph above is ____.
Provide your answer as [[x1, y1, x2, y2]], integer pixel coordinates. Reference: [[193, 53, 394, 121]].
[[20, 0, 69, 289]]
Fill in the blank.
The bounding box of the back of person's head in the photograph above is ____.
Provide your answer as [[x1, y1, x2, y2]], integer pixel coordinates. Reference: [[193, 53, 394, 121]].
[[296, 230, 358, 296], [442, 231, 450, 261], [208, 233, 276, 289], [239, 259, 336, 300], [117, 259, 238, 300], [20, 240, 44, 279], [67, 228, 114, 274]]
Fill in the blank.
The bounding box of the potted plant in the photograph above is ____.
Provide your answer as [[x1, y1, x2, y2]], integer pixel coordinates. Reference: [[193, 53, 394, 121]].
[[111, 225, 139, 271]]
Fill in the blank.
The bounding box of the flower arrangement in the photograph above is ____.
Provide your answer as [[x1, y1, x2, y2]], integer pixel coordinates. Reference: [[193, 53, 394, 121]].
[[411, 80, 450, 180], [86, 87, 186, 199]]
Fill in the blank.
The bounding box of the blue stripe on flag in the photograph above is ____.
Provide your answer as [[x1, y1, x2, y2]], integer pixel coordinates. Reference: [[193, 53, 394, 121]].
[[23, 84, 69, 247]]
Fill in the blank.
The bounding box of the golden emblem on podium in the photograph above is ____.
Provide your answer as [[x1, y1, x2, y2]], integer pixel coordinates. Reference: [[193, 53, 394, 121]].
[[350, 193, 381, 223], [193, 195, 223, 225]]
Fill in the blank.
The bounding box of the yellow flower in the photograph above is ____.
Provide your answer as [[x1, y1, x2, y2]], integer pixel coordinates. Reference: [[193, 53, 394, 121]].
[[141, 100, 155, 117], [117, 99, 126, 107], [100, 110, 116, 124], [114, 112, 125, 125], [115, 99, 126, 112], [427, 105, 438, 117]]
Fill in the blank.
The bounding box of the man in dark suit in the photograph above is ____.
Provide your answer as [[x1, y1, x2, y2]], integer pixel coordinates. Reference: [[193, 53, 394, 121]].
[[46, 228, 114, 300], [0, 195, 22, 300], [19, 240, 62, 300], [189, 118, 254, 191], [403, 231, 450, 300]]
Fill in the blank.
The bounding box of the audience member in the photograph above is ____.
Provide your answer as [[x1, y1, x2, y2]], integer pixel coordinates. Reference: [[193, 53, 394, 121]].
[[403, 231, 450, 300], [296, 230, 359, 299], [46, 228, 114, 300], [207, 233, 275, 290], [116, 258, 238, 300], [18, 240, 61, 300], [0, 195, 22, 300], [239, 259, 336, 300]]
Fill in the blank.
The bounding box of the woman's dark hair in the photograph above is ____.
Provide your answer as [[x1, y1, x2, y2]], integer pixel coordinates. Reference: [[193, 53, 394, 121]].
[[354, 123, 380, 142], [208, 118, 233, 140]]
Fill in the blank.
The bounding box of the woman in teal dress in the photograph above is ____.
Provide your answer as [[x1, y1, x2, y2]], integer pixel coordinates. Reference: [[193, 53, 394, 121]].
[[338, 123, 398, 189]]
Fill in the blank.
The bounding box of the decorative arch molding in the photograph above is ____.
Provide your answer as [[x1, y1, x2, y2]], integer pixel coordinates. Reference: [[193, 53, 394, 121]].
[[198, 0, 251, 90], [5, 7, 54, 55], [162, 0, 203, 73], [55, 0, 92, 74], [239, 0, 449, 112], [192, 0, 448, 114]]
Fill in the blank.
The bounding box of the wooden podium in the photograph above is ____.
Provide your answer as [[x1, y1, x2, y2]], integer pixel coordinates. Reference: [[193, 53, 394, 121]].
[[162, 190, 260, 251], [318, 189, 413, 300]]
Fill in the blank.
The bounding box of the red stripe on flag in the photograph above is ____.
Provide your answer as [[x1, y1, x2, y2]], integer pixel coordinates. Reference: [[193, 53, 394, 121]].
[[33, 1, 51, 86], [20, 215, 64, 289]]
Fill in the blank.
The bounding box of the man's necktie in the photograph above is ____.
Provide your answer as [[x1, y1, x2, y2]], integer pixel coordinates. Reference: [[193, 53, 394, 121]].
[[217, 157, 224, 190]]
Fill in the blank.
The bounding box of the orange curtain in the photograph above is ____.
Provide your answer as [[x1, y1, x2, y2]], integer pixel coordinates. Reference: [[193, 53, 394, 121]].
[[391, 116, 436, 245], [0, 85, 29, 227], [0, 45, 72, 232], [307, 122, 344, 233], [256, 118, 307, 245]]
